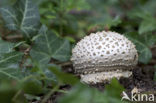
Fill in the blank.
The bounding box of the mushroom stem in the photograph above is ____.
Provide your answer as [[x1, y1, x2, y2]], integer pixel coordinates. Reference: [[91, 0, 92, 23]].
[[81, 70, 132, 84]]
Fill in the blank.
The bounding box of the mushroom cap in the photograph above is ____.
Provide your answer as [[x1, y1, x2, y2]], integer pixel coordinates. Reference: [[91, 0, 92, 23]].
[[71, 31, 138, 84]]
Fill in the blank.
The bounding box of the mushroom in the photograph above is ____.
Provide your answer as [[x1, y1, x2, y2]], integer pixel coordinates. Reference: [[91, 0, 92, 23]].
[[71, 31, 138, 84]]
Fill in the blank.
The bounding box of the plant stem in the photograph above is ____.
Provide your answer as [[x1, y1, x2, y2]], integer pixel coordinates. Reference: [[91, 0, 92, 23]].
[[59, 0, 64, 36], [57, 89, 68, 94], [41, 85, 59, 103], [12, 89, 22, 102]]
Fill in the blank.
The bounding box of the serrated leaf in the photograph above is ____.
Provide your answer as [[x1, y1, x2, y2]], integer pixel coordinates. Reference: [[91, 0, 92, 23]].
[[30, 25, 71, 64], [0, 0, 40, 38]]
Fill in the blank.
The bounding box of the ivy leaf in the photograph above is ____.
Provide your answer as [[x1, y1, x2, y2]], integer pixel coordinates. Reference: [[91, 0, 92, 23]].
[[0, 0, 16, 6], [0, 80, 28, 103], [139, 14, 156, 34], [31, 63, 58, 84], [48, 66, 79, 85], [65, 0, 90, 11], [58, 79, 124, 103], [0, 0, 40, 38], [132, 12, 156, 34], [0, 38, 25, 80], [0, 38, 15, 54], [128, 10, 156, 34], [144, 34, 156, 47], [88, 16, 121, 30], [58, 83, 95, 103], [0, 51, 24, 80], [22, 78, 43, 95], [104, 78, 124, 99], [126, 32, 152, 64], [30, 25, 71, 64]]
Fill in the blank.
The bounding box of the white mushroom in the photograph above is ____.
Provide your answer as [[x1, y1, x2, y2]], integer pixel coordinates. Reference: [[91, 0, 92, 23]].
[[71, 31, 138, 84]]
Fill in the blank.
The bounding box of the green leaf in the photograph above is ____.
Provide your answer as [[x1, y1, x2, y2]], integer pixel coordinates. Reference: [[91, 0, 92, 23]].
[[0, 80, 21, 103], [0, 0, 40, 38], [105, 78, 124, 99], [139, 15, 156, 34], [128, 9, 156, 34], [0, 0, 16, 6], [138, 48, 152, 64], [22, 78, 43, 95], [31, 63, 58, 84], [58, 83, 94, 103], [88, 16, 121, 30], [65, 0, 90, 11], [126, 32, 152, 64], [58, 79, 124, 103], [30, 25, 71, 64], [48, 66, 79, 85], [0, 81, 17, 103], [0, 80, 28, 103], [0, 51, 24, 80], [24, 94, 40, 101], [144, 34, 156, 47], [0, 38, 28, 80], [0, 38, 15, 54], [131, 13, 156, 34]]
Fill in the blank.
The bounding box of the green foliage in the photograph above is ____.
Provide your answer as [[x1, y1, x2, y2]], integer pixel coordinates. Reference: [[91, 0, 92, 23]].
[[0, 38, 14, 54], [39, 0, 87, 36], [126, 32, 154, 64], [49, 66, 79, 85], [0, 0, 155, 102], [22, 78, 43, 95], [0, 0, 16, 6], [129, 11, 156, 34], [0, 39, 24, 80], [0, 51, 24, 80], [58, 79, 124, 103], [138, 13, 156, 34], [88, 16, 122, 31], [30, 25, 71, 64], [0, 0, 40, 39], [65, 0, 90, 11], [0, 80, 18, 103], [0, 80, 28, 103]]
